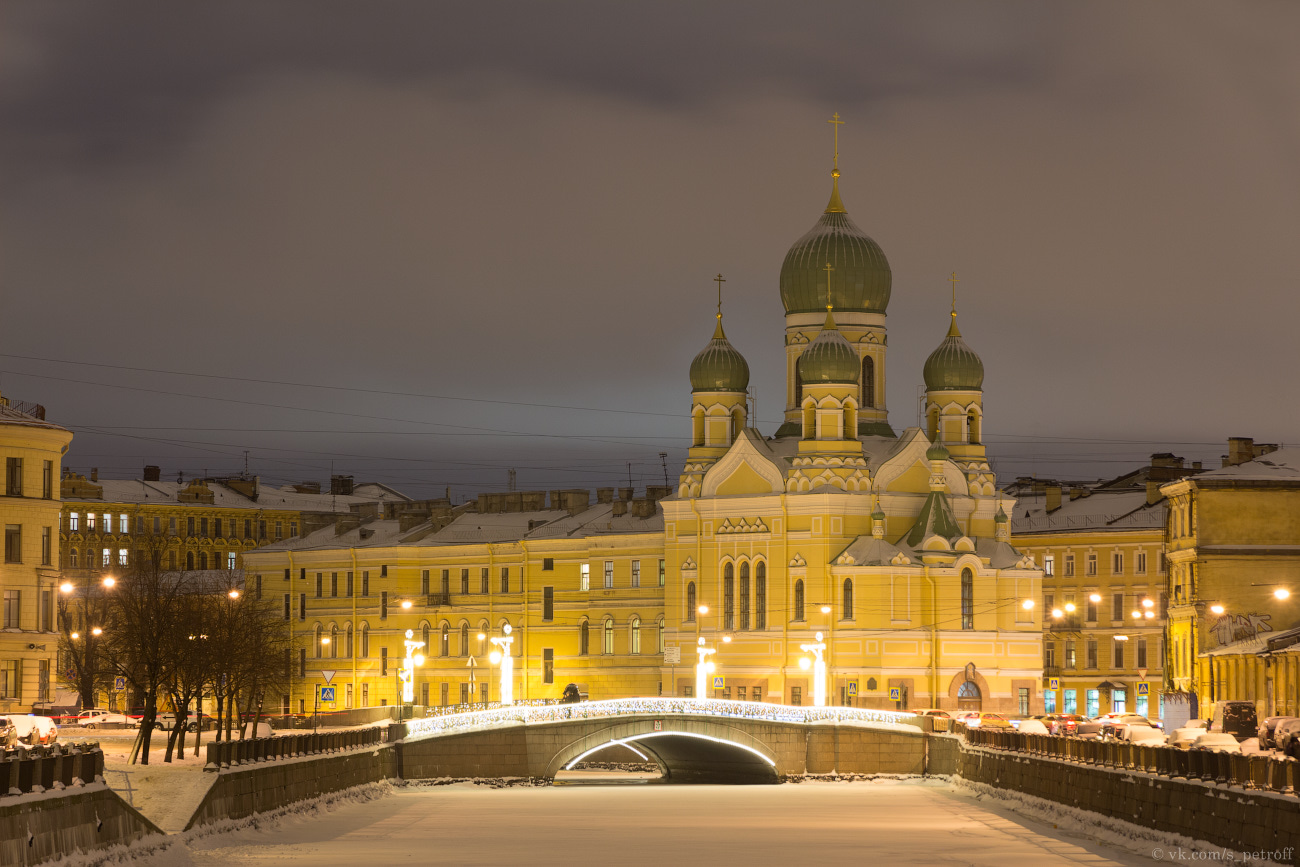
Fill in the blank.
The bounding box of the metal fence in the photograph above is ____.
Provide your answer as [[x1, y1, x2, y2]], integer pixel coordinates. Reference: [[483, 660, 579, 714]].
[[404, 697, 920, 740], [0, 743, 104, 797], [964, 727, 1298, 795], [203, 727, 388, 771]]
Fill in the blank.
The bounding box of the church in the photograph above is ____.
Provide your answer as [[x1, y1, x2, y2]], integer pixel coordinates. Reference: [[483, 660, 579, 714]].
[[242, 128, 1044, 716]]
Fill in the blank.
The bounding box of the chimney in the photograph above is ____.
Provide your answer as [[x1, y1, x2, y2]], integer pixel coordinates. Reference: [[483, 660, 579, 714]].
[[329, 474, 355, 496], [1146, 480, 1163, 506], [645, 485, 672, 501], [1045, 485, 1062, 513], [91, 468, 98, 482], [618, 486, 634, 501], [1192, 461, 1202, 471], [1226, 437, 1254, 467], [596, 487, 614, 504], [612, 500, 628, 517], [143, 465, 161, 482]]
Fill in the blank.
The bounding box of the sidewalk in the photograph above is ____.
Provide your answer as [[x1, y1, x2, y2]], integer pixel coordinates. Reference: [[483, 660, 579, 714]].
[[95, 730, 215, 832]]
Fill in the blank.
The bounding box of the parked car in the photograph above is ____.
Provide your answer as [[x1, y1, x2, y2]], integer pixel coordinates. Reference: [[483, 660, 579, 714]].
[[1191, 732, 1242, 754], [1100, 714, 1159, 739], [0, 716, 18, 748], [10, 715, 59, 746], [1039, 713, 1086, 736], [1170, 727, 1206, 749], [1016, 718, 1050, 735], [1126, 726, 1169, 746], [1076, 714, 1122, 739], [914, 708, 951, 718], [1272, 719, 1300, 758], [76, 709, 138, 729], [154, 712, 212, 733], [1208, 701, 1258, 740], [1257, 716, 1298, 750]]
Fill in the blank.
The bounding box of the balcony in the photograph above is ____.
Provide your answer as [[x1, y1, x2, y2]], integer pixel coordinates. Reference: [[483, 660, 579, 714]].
[[426, 592, 451, 607]]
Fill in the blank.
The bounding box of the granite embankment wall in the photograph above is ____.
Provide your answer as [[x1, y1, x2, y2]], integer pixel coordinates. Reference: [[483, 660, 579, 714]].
[[958, 744, 1299, 863], [0, 784, 162, 866], [185, 743, 399, 830]]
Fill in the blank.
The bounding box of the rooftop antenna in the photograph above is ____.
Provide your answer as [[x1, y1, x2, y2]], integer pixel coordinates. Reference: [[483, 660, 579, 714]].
[[508, 468, 517, 492], [627, 461, 633, 488], [659, 452, 669, 486], [243, 450, 250, 478]]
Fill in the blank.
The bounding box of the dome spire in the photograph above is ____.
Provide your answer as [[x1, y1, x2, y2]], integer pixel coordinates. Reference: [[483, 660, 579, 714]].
[[948, 270, 961, 337], [713, 272, 727, 338], [822, 262, 836, 329], [825, 112, 847, 214]]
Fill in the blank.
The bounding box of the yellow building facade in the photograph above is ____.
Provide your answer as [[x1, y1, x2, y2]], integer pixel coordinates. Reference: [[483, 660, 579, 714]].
[[1164, 441, 1300, 720], [244, 150, 1044, 715], [0, 393, 73, 713]]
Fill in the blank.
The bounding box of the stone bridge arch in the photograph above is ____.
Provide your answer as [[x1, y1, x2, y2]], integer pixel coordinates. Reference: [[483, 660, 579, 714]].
[[544, 715, 782, 784]]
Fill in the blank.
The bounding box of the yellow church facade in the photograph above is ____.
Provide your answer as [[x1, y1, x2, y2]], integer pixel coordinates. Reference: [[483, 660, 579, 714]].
[[244, 142, 1043, 716]]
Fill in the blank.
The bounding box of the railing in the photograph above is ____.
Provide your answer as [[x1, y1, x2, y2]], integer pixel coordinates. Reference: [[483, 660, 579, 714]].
[[425, 592, 451, 607], [404, 698, 920, 740], [0, 743, 103, 796], [963, 727, 1298, 796], [203, 726, 387, 771]]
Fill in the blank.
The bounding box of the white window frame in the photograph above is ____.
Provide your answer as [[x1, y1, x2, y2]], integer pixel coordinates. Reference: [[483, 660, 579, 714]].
[[580, 563, 590, 591]]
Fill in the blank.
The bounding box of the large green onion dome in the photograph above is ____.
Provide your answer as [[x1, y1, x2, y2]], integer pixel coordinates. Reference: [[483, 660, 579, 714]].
[[689, 319, 750, 392], [779, 176, 892, 315], [923, 314, 985, 391], [797, 311, 860, 385]]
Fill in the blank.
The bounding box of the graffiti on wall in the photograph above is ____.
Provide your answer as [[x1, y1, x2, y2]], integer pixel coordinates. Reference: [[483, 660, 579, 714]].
[[1211, 612, 1273, 646]]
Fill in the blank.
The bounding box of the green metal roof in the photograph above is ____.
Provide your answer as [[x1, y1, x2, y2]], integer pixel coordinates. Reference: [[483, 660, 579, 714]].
[[689, 320, 750, 393], [779, 186, 891, 316], [923, 315, 984, 391], [905, 489, 963, 548], [797, 313, 860, 385]]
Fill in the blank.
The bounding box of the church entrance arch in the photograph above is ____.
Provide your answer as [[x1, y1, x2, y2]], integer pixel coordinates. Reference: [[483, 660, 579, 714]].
[[957, 680, 982, 711]]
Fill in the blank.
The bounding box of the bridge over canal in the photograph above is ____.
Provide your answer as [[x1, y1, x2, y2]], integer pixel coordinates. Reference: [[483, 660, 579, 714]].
[[395, 698, 943, 784]]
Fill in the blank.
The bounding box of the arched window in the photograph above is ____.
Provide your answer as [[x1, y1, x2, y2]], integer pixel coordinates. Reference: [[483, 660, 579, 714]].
[[346, 623, 354, 658], [186, 551, 195, 570], [630, 616, 641, 654], [658, 617, 665, 654], [691, 409, 705, 448], [360, 624, 369, 658], [440, 623, 449, 657], [842, 578, 854, 621], [330, 624, 338, 659], [961, 568, 974, 630], [755, 562, 767, 629], [421, 623, 430, 656], [795, 364, 804, 407], [968, 410, 980, 444], [794, 579, 805, 622], [314, 625, 322, 658], [199, 551, 208, 570], [579, 620, 590, 655], [478, 621, 489, 656], [861, 355, 875, 408], [739, 561, 750, 630], [686, 582, 696, 622], [723, 562, 735, 631], [603, 618, 614, 655], [70, 548, 79, 567], [460, 622, 469, 657]]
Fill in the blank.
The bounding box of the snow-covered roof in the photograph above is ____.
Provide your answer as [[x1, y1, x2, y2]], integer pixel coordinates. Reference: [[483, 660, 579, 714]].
[[1193, 447, 1300, 483], [1010, 488, 1165, 534], [64, 478, 396, 514], [0, 400, 68, 432]]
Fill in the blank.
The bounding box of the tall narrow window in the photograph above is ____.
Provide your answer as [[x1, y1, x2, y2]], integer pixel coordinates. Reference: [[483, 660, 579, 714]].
[[631, 560, 641, 588], [542, 586, 554, 621], [460, 622, 469, 657], [5, 457, 22, 496], [380, 591, 388, 619], [580, 564, 590, 591], [42, 460, 53, 499], [421, 570, 430, 595], [500, 566, 509, 593], [314, 625, 323, 658], [658, 618, 665, 653], [543, 648, 554, 684], [722, 562, 735, 631], [361, 625, 370, 658], [604, 560, 614, 589], [579, 620, 589, 655], [460, 568, 469, 594], [630, 616, 641, 654], [686, 582, 696, 621], [480, 567, 489, 594], [755, 562, 767, 629], [794, 579, 805, 622], [440, 624, 449, 657], [658, 559, 665, 587], [960, 568, 974, 630], [603, 618, 614, 654], [738, 562, 750, 630], [330, 625, 338, 659], [842, 578, 854, 620], [861, 355, 875, 408]]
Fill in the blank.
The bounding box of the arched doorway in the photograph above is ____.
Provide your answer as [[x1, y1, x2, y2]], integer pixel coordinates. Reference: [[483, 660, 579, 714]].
[[957, 680, 982, 711]]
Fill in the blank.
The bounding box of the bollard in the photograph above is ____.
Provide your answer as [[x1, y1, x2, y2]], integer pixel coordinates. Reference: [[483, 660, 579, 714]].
[[59, 747, 76, 788], [205, 742, 220, 771]]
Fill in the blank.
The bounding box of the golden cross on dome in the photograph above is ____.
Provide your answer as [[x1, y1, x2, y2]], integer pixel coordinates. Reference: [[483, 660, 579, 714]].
[[949, 271, 959, 315], [828, 113, 844, 173], [824, 262, 835, 311], [714, 273, 726, 321]]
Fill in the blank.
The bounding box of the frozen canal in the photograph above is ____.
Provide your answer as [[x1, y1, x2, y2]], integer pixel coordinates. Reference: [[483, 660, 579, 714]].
[[155, 779, 1156, 866]]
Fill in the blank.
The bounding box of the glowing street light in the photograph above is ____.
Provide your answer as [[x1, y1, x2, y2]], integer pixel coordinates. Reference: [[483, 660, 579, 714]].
[[228, 589, 240, 599], [694, 637, 716, 699], [91, 627, 103, 636], [102, 576, 116, 588], [489, 624, 515, 706], [820, 605, 832, 615], [399, 629, 425, 707], [800, 631, 828, 707], [697, 604, 709, 616], [1275, 588, 1292, 601], [1021, 599, 1035, 611], [1064, 602, 1076, 613], [60, 581, 74, 594], [401, 599, 413, 610], [1089, 593, 1102, 603], [1210, 604, 1226, 615], [1051, 608, 1064, 619]]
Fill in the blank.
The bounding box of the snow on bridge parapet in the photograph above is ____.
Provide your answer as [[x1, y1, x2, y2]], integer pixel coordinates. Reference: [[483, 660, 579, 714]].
[[402, 697, 922, 741]]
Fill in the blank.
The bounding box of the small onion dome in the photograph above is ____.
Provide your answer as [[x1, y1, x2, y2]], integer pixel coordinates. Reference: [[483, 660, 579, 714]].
[[926, 444, 950, 461], [923, 314, 985, 391], [995, 504, 1008, 523], [871, 503, 886, 521], [779, 176, 891, 315], [689, 319, 750, 392], [797, 311, 859, 384]]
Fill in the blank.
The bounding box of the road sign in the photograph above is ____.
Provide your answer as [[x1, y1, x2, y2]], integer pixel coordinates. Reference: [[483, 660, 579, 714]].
[[712, 676, 724, 689], [889, 687, 901, 701], [320, 687, 335, 702], [114, 676, 126, 691], [653, 720, 663, 731], [320, 670, 337, 685], [664, 646, 681, 665], [1137, 682, 1150, 696], [847, 681, 858, 696], [1048, 678, 1060, 690]]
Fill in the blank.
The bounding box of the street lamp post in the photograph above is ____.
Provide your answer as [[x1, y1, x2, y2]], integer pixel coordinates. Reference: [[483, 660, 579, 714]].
[[799, 632, 828, 707], [694, 637, 716, 699], [397, 629, 426, 722], [489, 624, 515, 706], [59, 574, 116, 711]]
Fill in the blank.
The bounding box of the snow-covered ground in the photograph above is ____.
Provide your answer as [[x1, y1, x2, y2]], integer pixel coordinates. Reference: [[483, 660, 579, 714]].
[[97, 730, 214, 832], [85, 778, 1176, 866]]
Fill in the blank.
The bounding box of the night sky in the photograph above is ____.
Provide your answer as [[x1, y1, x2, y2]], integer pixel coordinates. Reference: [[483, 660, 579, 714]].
[[4, 2, 1298, 500]]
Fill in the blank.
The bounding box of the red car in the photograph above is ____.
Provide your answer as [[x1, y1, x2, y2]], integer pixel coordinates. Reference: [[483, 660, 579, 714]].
[[1040, 713, 1086, 735]]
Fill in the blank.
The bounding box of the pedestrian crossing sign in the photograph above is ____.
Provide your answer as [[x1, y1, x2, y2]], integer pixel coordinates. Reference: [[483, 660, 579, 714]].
[[889, 687, 901, 701], [847, 681, 858, 696], [712, 676, 724, 689], [1048, 678, 1060, 690], [1137, 682, 1149, 696], [320, 686, 335, 702], [114, 676, 126, 691]]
